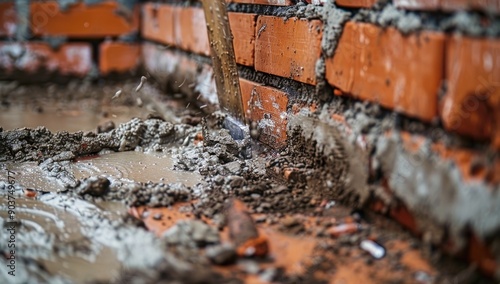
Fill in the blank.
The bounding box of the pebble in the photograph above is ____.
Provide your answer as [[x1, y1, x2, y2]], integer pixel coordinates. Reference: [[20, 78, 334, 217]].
[[205, 243, 237, 265]]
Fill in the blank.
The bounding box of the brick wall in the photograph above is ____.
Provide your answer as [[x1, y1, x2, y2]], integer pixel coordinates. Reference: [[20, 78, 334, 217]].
[[1, 0, 499, 278]]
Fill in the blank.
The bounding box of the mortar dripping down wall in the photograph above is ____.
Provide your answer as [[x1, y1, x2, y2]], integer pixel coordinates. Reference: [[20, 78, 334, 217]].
[[286, 102, 500, 278]]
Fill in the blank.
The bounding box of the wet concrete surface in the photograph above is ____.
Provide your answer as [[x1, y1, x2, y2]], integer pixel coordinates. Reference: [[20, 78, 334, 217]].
[[0, 83, 495, 283]]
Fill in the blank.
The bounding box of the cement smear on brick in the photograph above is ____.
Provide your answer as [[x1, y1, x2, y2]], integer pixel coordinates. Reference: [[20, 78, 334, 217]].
[[286, 102, 500, 263]]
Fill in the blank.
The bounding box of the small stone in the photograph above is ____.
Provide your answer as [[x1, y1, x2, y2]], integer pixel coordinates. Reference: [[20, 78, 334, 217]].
[[281, 216, 300, 228], [206, 243, 237, 265]]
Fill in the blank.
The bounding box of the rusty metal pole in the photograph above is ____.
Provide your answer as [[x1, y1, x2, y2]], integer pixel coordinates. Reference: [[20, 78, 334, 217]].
[[201, 0, 248, 140]]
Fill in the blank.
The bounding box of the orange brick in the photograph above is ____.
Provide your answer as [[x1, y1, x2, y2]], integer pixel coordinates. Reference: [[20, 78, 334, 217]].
[[229, 12, 256, 67], [255, 16, 322, 85], [30, 1, 139, 38], [240, 78, 288, 147], [141, 3, 176, 46], [99, 42, 140, 75], [325, 22, 444, 122], [0, 42, 92, 77], [0, 2, 16, 37], [335, 0, 378, 8], [175, 7, 210, 56], [226, 0, 294, 6], [441, 35, 500, 148]]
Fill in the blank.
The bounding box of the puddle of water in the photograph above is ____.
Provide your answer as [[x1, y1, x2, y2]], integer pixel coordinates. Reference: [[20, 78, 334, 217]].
[[0, 195, 121, 283], [0, 196, 82, 242], [42, 246, 121, 283], [72, 151, 202, 187], [0, 104, 146, 132], [0, 162, 65, 192]]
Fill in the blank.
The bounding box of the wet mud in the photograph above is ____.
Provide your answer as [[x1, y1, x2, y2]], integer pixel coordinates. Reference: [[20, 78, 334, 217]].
[[0, 83, 495, 284]]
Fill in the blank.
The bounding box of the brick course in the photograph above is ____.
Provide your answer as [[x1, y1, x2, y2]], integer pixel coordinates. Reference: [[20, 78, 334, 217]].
[[326, 22, 445, 122]]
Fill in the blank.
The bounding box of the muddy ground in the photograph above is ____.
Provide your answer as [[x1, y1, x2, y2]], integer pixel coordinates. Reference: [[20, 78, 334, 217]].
[[0, 81, 493, 284]]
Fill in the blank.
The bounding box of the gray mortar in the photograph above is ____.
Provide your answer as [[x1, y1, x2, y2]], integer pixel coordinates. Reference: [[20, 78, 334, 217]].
[[14, 0, 29, 41], [0, 118, 197, 162], [354, 3, 500, 36], [375, 134, 500, 249]]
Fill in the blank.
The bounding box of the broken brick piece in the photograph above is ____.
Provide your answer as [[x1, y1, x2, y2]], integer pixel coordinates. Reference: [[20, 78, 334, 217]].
[[225, 199, 269, 257]]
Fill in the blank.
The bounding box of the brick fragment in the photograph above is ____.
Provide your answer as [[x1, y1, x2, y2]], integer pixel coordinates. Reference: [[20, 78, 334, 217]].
[[441, 35, 500, 150], [30, 1, 139, 38], [99, 41, 140, 75], [0, 42, 92, 77], [255, 16, 322, 85], [240, 78, 288, 148], [326, 22, 444, 122], [225, 199, 269, 257]]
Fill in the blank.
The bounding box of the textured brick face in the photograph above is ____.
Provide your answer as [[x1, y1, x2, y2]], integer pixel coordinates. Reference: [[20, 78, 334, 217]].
[[31, 1, 139, 38], [441, 35, 500, 149], [142, 3, 176, 46], [326, 22, 445, 122], [99, 42, 140, 75], [240, 78, 288, 148], [175, 7, 210, 56], [255, 16, 322, 85], [229, 12, 257, 67]]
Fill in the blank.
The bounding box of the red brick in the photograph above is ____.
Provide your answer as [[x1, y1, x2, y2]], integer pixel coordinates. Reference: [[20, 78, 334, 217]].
[[326, 22, 444, 122], [30, 1, 139, 38], [229, 12, 256, 67], [336, 0, 378, 8], [141, 3, 176, 46], [441, 35, 500, 148], [240, 78, 288, 148], [255, 16, 322, 85], [99, 41, 140, 75], [226, 0, 294, 6], [0, 42, 92, 77], [394, 0, 500, 12], [0, 2, 16, 37], [175, 7, 210, 56]]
